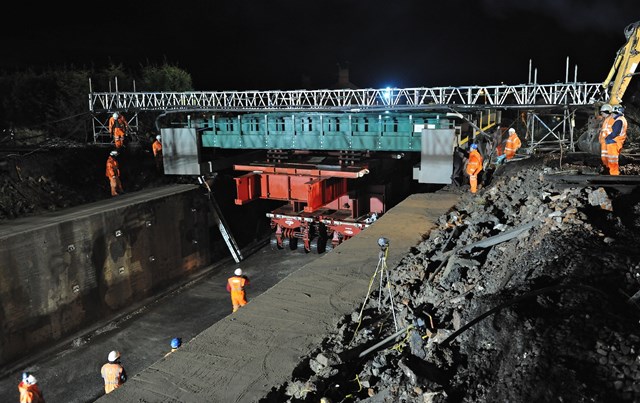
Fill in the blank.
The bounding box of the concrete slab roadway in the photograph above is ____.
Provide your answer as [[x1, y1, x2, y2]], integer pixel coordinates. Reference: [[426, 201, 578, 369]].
[[97, 192, 459, 403]]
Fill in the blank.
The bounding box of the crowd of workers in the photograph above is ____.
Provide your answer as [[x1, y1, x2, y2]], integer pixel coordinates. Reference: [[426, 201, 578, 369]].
[[452, 125, 523, 194], [452, 102, 628, 194], [104, 112, 164, 197], [15, 267, 249, 401]]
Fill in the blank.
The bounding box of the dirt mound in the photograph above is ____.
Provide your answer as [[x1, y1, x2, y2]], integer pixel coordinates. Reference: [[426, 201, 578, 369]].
[[263, 154, 640, 402], [0, 140, 188, 221]]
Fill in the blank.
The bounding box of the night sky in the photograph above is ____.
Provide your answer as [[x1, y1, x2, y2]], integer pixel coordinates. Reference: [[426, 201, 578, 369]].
[[2, 0, 638, 91]]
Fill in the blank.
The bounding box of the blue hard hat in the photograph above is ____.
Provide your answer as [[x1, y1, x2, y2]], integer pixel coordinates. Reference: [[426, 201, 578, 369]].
[[470, 143, 478, 150], [171, 337, 182, 349]]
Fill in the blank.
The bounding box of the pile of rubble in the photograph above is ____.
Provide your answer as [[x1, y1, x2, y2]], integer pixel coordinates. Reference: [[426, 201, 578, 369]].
[[0, 142, 179, 220], [264, 154, 640, 402]]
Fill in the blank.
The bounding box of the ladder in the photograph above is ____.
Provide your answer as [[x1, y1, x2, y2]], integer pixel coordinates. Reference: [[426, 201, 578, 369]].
[[198, 175, 243, 263]]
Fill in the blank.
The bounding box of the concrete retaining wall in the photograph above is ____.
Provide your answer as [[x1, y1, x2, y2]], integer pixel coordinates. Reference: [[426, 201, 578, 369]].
[[0, 184, 213, 368]]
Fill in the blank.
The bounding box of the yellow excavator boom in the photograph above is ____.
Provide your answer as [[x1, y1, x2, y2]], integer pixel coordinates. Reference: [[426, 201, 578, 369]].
[[577, 20, 639, 154], [602, 20, 640, 106]]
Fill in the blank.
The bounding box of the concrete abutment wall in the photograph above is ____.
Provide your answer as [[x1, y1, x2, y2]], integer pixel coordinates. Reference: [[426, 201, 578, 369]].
[[0, 184, 214, 368]]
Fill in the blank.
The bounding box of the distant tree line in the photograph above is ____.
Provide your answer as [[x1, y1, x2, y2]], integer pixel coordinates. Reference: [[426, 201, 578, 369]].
[[0, 62, 192, 144]]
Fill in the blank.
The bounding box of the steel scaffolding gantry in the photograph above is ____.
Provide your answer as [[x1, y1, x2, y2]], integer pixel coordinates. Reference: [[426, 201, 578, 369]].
[[89, 82, 606, 113], [89, 81, 609, 151]]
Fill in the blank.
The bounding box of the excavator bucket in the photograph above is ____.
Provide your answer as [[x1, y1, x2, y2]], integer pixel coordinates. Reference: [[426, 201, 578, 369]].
[[576, 115, 602, 155]]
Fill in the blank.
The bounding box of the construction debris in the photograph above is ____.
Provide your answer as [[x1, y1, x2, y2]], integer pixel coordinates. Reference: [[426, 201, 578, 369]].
[[263, 153, 640, 402]]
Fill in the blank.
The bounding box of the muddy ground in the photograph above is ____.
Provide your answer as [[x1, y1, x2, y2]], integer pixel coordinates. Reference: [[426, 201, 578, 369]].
[[3, 136, 640, 402]]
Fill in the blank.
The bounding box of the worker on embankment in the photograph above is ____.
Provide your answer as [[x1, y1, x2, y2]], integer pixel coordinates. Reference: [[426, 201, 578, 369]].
[[227, 268, 249, 313], [466, 143, 483, 194], [605, 105, 628, 176], [18, 373, 45, 403], [599, 104, 615, 172], [152, 134, 163, 173], [504, 128, 522, 160], [108, 112, 129, 149], [105, 150, 124, 196], [101, 350, 127, 394]]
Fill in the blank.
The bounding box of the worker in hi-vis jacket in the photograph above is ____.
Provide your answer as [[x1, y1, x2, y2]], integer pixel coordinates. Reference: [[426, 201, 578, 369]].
[[466, 143, 483, 194], [227, 268, 249, 313]]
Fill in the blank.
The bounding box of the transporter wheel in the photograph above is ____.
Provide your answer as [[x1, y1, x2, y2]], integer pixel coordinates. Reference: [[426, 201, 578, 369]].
[[288, 237, 298, 250], [310, 237, 326, 254]]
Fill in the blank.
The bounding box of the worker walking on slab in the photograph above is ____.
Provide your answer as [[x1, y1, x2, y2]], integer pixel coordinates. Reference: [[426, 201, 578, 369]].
[[152, 134, 163, 173], [18, 373, 45, 403], [164, 337, 182, 357], [466, 143, 483, 194], [599, 104, 615, 172], [108, 112, 129, 149], [504, 128, 522, 160], [227, 268, 249, 312], [101, 350, 127, 394], [105, 150, 124, 197], [605, 105, 628, 176]]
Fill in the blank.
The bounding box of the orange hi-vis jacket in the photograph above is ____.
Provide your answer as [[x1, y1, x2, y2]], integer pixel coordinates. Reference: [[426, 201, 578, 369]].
[[608, 115, 628, 150], [466, 149, 483, 193], [101, 362, 126, 394], [505, 132, 522, 159], [105, 156, 120, 178], [19, 381, 45, 403], [605, 114, 628, 176], [152, 140, 162, 157], [466, 149, 483, 175], [108, 116, 128, 138], [227, 275, 248, 293], [599, 115, 616, 162], [227, 275, 249, 311]]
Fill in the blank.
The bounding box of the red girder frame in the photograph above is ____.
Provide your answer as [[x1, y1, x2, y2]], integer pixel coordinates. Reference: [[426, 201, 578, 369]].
[[234, 164, 368, 209], [235, 162, 372, 252]]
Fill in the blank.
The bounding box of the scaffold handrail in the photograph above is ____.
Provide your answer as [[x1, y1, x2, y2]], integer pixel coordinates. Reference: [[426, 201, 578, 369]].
[[89, 82, 608, 113]]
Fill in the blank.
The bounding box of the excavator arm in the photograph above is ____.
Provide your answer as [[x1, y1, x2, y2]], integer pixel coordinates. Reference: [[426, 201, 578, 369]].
[[577, 20, 639, 154], [602, 20, 640, 106]]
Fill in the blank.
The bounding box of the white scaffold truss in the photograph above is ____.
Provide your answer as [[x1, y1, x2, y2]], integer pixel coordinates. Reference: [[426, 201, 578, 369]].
[[89, 82, 607, 113]]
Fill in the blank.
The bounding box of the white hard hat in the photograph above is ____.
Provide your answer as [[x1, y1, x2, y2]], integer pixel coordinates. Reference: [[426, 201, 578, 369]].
[[600, 104, 613, 113], [234, 268, 242, 276], [26, 375, 37, 385], [112, 112, 119, 119], [508, 128, 515, 133], [108, 350, 120, 362], [156, 135, 162, 141], [110, 150, 118, 157]]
